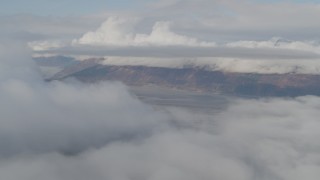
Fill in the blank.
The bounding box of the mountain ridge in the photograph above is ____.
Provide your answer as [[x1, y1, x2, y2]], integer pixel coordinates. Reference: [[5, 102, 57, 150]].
[[37, 56, 320, 97]]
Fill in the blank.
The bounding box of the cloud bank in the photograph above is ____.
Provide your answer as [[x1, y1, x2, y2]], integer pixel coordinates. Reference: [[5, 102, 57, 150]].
[[100, 56, 320, 74], [2, 39, 320, 180], [226, 37, 320, 54], [0, 40, 166, 157], [72, 17, 215, 47]]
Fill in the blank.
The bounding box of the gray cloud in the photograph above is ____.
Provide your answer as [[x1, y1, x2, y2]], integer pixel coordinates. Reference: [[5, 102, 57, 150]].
[[0, 14, 104, 42], [2, 0, 320, 45], [0, 40, 167, 157], [2, 40, 320, 180], [143, 0, 320, 41], [2, 90, 320, 179], [42, 45, 320, 59]]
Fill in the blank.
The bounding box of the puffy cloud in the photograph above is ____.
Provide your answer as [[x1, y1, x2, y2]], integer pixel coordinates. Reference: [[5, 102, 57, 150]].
[[3, 0, 320, 50], [213, 96, 320, 180], [2, 86, 320, 180], [0, 80, 166, 156], [73, 17, 215, 47], [73, 17, 138, 47], [0, 40, 167, 157], [133, 21, 214, 46]]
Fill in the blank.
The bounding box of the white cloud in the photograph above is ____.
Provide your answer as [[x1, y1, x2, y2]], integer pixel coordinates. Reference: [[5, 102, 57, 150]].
[[100, 56, 320, 74], [73, 17, 137, 46], [28, 41, 67, 51], [226, 37, 320, 54], [134, 21, 214, 46], [73, 17, 215, 47], [3, 0, 320, 51]]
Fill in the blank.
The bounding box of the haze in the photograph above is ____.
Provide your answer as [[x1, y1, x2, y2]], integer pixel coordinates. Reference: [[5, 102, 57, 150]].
[[1, 0, 320, 180]]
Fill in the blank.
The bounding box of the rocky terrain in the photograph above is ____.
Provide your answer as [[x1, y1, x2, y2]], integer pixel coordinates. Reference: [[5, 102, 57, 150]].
[[36, 56, 320, 97]]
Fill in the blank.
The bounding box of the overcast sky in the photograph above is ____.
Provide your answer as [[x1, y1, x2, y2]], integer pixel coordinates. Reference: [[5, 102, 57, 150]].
[[0, 0, 149, 15], [1, 0, 320, 16], [2, 0, 320, 73]]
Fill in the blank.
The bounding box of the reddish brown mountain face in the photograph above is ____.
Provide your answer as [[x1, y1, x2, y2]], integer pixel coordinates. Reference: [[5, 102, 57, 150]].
[[56, 66, 320, 97], [37, 57, 320, 97]]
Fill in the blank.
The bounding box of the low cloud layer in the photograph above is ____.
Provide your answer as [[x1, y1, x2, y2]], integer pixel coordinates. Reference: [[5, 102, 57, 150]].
[[226, 37, 320, 54], [0, 41, 166, 157], [100, 56, 320, 74], [2, 40, 320, 180]]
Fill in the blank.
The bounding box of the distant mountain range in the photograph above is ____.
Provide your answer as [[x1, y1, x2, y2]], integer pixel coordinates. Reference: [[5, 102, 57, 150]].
[[35, 56, 320, 97]]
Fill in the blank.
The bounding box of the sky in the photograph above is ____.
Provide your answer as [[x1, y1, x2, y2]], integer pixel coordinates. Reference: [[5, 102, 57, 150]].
[[0, 0, 150, 16], [1, 0, 320, 75], [4, 0, 318, 74], [1, 0, 320, 16], [0, 0, 320, 74]]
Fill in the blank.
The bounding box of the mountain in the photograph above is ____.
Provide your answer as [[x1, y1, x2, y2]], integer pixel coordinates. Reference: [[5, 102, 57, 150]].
[[33, 56, 79, 79], [33, 56, 77, 67], [35, 56, 320, 97]]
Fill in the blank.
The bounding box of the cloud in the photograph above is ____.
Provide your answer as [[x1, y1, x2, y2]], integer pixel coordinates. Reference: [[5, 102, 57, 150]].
[[3, 0, 320, 48], [133, 21, 214, 46], [15, 4, 320, 75], [2, 38, 320, 180], [0, 80, 167, 156], [33, 34, 320, 75], [0, 14, 103, 41], [28, 40, 67, 51], [73, 17, 138, 47], [226, 37, 320, 54], [99, 56, 320, 74], [0, 40, 167, 157], [147, 0, 320, 40], [72, 16, 215, 47], [42, 42, 320, 59], [39, 40, 320, 74], [3, 1, 320, 179], [2, 86, 320, 180]]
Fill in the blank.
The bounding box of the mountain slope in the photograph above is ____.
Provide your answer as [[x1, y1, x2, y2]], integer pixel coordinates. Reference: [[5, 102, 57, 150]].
[[47, 58, 320, 97]]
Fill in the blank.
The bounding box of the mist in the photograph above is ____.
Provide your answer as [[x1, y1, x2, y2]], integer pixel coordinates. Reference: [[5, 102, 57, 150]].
[[0, 40, 167, 157], [1, 38, 320, 180]]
